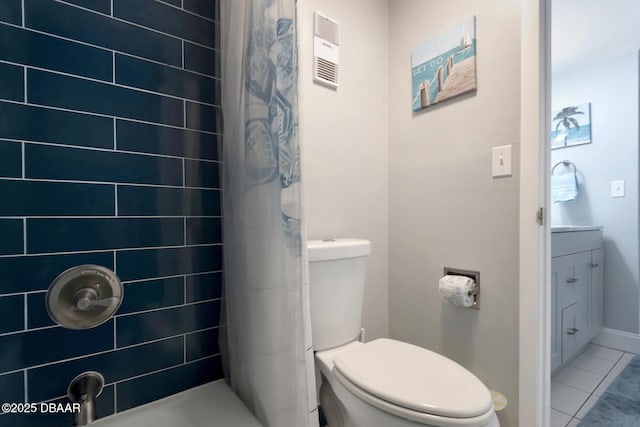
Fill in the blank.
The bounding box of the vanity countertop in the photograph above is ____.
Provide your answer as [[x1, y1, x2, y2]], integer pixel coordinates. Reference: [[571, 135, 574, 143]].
[[551, 225, 603, 233]]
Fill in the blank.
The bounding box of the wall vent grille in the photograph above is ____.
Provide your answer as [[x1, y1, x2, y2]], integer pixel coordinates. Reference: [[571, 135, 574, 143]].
[[315, 57, 339, 84], [313, 12, 339, 88]]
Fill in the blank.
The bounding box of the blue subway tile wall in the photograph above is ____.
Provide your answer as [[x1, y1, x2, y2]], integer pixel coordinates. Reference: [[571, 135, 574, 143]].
[[0, 24, 114, 81], [25, 144, 184, 186], [62, 0, 111, 14], [113, 0, 216, 48], [0, 140, 21, 177], [116, 245, 223, 281], [116, 119, 219, 160], [186, 101, 221, 133], [0, 219, 23, 256], [26, 218, 186, 253], [184, 41, 219, 77], [28, 70, 185, 126], [117, 186, 221, 216], [0, 0, 21, 26], [26, 293, 54, 329], [0, 251, 114, 294], [27, 337, 184, 402], [186, 327, 220, 362], [117, 277, 185, 314], [186, 217, 222, 245], [184, 0, 218, 21], [116, 356, 222, 412], [0, 180, 115, 217], [116, 300, 220, 347], [0, 295, 24, 334], [25, 0, 182, 66], [0, 0, 222, 424], [0, 102, 114, 148], [116, 54, 217, 104], [0, 372, 24, 405], [186, 272, 223, 303], [0, 62, 24, 102], [0, 320, 115, 372], [185, 159, 220, 188]]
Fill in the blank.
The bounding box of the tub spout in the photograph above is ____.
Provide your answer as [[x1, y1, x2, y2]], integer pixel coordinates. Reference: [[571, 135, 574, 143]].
[[67, 372, 104, 426], [74, 399, 96, 426]]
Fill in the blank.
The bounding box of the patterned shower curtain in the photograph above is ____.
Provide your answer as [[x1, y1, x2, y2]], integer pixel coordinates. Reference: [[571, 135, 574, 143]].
[[220, 0, 319, 426]]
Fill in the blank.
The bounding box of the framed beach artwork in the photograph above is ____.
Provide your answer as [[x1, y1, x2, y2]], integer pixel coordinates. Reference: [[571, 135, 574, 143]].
[[551, 103, 592, 149], [411, 16, 477, 112]]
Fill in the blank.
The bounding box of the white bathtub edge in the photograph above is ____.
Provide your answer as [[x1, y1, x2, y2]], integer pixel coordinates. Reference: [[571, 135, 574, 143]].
[[90, 380, 262, 427]]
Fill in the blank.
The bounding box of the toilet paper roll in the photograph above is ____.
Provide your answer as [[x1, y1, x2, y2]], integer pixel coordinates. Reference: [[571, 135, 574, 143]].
[[439, 275, 476, 308]]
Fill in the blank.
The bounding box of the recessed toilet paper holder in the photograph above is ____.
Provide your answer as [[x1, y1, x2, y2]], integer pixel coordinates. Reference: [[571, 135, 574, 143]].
[[443, 267, 480, 310]]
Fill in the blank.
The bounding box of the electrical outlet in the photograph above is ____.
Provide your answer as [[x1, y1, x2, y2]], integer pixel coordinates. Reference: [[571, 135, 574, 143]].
[[611, 180, 625, 198]]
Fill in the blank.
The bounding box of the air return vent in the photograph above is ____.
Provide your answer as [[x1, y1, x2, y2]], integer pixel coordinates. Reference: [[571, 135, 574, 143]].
[[313, 12, 339, 88]]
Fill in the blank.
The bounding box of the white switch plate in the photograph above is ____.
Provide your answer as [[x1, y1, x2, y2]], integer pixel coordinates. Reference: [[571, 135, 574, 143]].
[[492, 145, 512, 177], [611, 180, 625, 197]]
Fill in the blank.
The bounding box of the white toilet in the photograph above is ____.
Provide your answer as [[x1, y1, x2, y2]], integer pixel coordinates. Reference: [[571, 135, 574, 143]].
[[308, 238, 500, 427]]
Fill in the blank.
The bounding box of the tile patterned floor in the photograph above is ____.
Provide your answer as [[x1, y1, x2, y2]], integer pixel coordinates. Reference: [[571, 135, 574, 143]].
[[550, 344, 638, 426]]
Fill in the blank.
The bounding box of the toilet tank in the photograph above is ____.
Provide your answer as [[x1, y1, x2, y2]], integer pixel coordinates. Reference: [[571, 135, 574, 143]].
[[307, 239, 371, 351]]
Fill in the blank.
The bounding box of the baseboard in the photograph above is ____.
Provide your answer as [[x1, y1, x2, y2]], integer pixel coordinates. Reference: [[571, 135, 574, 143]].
[[592, 327, 640, 354]]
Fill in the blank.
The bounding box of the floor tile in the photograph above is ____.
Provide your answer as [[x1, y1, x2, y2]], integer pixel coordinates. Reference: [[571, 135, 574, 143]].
[[570, 353, 616, 376], [592, 358, 627, 397], [551, 381, 590, 416], [553, 365, 603, 393], [619, 352, 637, 364], [551, 408, 572, 427], [566, 418, 580, 427], [575, 394, 600, 420], [550, 346, 637, 425], [584, 344, 623, 362]]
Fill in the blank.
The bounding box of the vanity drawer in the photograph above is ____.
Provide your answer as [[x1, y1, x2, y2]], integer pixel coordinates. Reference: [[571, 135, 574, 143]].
[[552, 230, 602, 257], [557, 252, 591, 309], [562, 302, 587, 362]]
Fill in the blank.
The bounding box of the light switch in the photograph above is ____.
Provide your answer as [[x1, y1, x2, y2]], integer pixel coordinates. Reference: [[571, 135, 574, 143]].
[[611, 180, 625, 198], [492, 145, 512, 178]]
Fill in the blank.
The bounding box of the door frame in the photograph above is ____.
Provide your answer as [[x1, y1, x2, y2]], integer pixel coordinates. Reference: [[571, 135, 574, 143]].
[[519, 0, 551, 426]]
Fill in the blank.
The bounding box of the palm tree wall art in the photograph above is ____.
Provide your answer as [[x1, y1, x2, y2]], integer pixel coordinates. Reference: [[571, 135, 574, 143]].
[[551, 102, 592, 149]]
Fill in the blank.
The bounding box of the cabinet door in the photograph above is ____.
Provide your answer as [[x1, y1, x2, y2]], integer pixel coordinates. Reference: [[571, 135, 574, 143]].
[[562, 302, 587, 362], [590, 248, 604, 338], [558, 252, 591, 311], [550, 260, 561, 372]]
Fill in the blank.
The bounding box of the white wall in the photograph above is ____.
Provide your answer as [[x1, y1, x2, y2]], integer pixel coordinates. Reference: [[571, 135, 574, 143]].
[[550, 51, 640, 333], [388, 1, 521, 426], [552, 0, 640, 75], [299, 0, 390, 341]]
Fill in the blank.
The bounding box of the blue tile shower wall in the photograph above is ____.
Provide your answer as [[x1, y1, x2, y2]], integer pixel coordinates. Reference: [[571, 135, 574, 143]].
[[0, 1, 222, 426]]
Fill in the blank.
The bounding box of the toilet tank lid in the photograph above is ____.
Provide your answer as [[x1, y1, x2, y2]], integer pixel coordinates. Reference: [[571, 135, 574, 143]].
[[307, 239, 371, 262]]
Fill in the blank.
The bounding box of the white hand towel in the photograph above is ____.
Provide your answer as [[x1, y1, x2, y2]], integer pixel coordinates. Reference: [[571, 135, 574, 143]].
[[551, 173, 578, 203]]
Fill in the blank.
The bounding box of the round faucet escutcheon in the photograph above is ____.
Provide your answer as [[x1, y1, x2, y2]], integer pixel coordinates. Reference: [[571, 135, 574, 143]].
[[46, 265, 123, 329]]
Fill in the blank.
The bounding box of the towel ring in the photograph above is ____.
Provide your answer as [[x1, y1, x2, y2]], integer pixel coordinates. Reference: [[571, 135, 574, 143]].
[[552, 160, 576, 175]]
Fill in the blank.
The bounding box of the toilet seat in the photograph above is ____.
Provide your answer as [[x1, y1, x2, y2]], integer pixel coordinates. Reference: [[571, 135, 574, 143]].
[[332, 368, 495, 426], [332, 339, 494, 424]]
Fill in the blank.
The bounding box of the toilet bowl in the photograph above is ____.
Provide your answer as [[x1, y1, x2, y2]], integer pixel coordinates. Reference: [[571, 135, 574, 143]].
[[315, 339, 499, 427], [308, 239, 499, 427]]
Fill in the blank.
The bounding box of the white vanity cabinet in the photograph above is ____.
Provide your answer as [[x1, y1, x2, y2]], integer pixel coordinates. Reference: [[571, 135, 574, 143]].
[[551, 227, 603, 373]]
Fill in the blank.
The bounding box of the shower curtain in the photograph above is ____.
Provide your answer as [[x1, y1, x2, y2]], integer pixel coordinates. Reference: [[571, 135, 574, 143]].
[[220, 1, 319, 426]]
